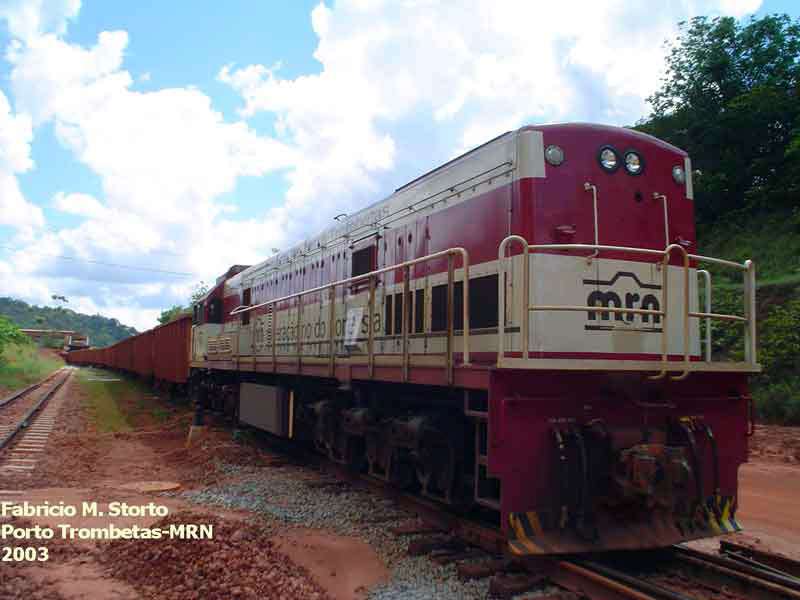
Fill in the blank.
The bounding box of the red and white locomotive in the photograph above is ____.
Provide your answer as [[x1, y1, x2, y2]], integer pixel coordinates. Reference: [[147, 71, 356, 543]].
[[74, 123, 760, 554]]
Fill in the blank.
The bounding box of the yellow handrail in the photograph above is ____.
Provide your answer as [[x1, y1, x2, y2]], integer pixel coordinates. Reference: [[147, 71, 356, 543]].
[[229, 246, 472, 370], [496, 236, 757, 376]]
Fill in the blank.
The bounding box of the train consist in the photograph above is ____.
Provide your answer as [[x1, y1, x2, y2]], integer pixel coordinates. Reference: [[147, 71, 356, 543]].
[[68, 123, 760, 554]]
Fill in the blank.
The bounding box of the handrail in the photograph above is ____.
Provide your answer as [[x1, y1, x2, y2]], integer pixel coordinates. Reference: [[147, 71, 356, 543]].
[[697, 269, 711, 362], [653, 193, 669, 247], [229, 246, 471, 367], [650, 243, 690, 380], [496, 236, 757, 378], [497, 235, 530, 361], [584, 182, 599, 260], [745, 259, 757, 364]]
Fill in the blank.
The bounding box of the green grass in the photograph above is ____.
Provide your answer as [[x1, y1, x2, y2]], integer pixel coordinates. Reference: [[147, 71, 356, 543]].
[[76, 368, 184, 432], [698, 207, 800, 284], [77, 368, 133, 433], [0, 343, 63, 392], [697, 209, 800, 424]]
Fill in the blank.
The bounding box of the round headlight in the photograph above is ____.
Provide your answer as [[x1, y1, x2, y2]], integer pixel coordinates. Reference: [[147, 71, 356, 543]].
[[672, 165, 685, 184], [624, 151, 643, 175], [598, 147, 619, 172], [545, 144, 564, 166]]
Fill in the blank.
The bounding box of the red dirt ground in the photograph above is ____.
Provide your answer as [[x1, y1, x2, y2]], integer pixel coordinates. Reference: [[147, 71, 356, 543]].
[[1, 373, 799, 597], [0, 375, 385, 599]]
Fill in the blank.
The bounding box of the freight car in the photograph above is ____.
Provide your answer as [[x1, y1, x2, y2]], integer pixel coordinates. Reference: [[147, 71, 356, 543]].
[[71, 123, 760, 555], [67, 315, 191, 394]]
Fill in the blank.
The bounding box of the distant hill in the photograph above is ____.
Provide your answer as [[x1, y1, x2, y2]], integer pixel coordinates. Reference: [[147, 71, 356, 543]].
[[0, 297, 137, 347]]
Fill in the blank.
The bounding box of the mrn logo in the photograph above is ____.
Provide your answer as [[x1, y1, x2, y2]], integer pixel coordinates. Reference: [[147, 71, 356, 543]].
[[583, 272, 661, 332]]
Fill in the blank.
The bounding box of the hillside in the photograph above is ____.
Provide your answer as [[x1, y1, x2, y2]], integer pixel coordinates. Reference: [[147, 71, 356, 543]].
[[697, 210, 800, 423], [0, 297, 138, 347], [632, 15, 800, 424]]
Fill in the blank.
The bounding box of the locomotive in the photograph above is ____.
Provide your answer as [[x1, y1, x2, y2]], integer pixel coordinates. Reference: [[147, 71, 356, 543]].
[[69, 123, 759, 554]]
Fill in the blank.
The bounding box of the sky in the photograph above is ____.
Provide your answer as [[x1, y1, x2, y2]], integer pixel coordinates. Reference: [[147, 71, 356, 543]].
[[0, 0, 796, 331]]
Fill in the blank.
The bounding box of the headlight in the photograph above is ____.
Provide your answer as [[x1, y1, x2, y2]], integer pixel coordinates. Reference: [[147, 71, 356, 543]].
[[624, 151, 643, 175], [545, 144, 564, 166], [598, 146, 619, 172], [672, 165, 685, 184]]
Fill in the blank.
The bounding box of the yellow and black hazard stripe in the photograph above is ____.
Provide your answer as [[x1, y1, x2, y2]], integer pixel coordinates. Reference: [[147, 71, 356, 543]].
[[705, 495, 740, 534], [508, 511, 549, 555]]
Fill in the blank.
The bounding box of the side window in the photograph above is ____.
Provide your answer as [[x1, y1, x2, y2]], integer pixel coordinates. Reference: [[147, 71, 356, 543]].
[[393, 292, 404, 335], [431, 284, 447, 332], [352, 245, 375, 277], [384, 294, 393, 335], [468, 274, 499, 329], [241, 288, 251, 326], [431, 275, 498, 332], [414, 289, 424, 333], [208, 298, 222, 324]]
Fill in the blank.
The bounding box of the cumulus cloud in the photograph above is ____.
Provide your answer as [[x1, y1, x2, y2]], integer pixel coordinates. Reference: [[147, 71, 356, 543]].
[[1, 13, 296, 328], [0, 0, 764, 330], [219, 0, 764, 197], [52, 192, 108, 219], [0, 89, 42, 229], [0, 0, 80, 42]]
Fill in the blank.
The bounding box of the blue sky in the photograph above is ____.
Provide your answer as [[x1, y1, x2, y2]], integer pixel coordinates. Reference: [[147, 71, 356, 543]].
[[0, 0, 796, 330]]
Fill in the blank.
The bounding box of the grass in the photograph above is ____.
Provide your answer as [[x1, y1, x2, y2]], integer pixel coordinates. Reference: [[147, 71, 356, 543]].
[[0, 343, 63, 392], [77, 368, 134, 433], [698, 207, 800, 285], [697, 209, 800, 424], [76, 367, 185, 433]]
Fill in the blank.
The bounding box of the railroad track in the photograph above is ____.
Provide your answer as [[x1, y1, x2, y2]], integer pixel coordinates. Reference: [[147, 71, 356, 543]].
[[307, 444, 800, 599], [156, 396, 800, 599], [0, 368, 73, 486]]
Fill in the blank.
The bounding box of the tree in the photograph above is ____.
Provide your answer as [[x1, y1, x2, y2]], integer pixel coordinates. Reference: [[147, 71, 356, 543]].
[[0, 316, 29, 362], [156, 281, 209, 325], [191, 281, 209, 304], [158, 305, 190, 324], [637, 15, 800, 224]]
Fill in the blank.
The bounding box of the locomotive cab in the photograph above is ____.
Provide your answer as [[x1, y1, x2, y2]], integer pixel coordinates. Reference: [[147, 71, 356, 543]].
[[489, 124, 756, 553]]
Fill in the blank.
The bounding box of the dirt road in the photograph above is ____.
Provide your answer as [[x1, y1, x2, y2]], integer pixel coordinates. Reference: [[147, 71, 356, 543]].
[[736, 460, 800, 558]]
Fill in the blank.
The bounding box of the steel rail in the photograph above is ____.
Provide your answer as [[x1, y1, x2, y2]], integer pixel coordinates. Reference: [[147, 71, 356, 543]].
[[0, 367, 65, 408], [558, 559, 692, 600], [323, 451, 672, 600], [720, 541, 800, 579], [673, 545, 800, 598], [0, 370, 71, 452]]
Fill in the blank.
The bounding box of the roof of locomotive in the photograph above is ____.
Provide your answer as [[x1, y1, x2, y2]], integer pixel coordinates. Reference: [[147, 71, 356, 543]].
[[527, 122, 687, 155], [226, 122, 687, 287]]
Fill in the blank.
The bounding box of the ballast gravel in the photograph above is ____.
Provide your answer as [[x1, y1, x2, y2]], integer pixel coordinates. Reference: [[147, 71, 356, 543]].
[[179, 459, 495, 599]]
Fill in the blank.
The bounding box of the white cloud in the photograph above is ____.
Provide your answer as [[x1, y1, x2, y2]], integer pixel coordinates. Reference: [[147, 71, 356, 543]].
[[1, 15, 297, 329], [0, 0, 80, 42], [220, 0, 764, 177], [52, 191, 109, 219], [717, 0, 762, 17], [0, 0, 764, 331], [0, 89, 42, 229]]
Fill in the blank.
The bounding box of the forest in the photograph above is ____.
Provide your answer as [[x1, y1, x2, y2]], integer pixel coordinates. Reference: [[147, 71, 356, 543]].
[[0, 297, 138, 348]]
